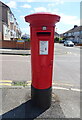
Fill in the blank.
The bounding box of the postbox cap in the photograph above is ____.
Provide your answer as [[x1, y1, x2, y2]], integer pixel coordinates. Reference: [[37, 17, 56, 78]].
[[25, 12, 60, 26]]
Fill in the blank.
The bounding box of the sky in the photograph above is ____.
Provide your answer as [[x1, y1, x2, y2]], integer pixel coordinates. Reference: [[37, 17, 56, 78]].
[[1, 0, 81, 35]]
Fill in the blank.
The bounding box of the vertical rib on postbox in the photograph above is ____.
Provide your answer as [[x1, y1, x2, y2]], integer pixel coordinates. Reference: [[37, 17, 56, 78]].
[[25, 12, 60, 109]]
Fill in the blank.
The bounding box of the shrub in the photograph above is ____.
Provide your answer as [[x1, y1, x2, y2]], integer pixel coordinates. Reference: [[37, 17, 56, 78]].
[[54, 37, 59, 43]]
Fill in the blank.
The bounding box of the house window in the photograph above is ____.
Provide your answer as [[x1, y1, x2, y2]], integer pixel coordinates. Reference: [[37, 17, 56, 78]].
[[80, 31, 82, 34], [3, 25, 8, 36], [74, 32, 80, 36], [64, 33, 67, 36], [10, 24, 14, 30], [68, 33, 71, 36], [10, 14, 14, 23]]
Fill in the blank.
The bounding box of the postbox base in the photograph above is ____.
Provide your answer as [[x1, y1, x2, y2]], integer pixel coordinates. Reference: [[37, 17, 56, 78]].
[[31, 85, 52, 109]]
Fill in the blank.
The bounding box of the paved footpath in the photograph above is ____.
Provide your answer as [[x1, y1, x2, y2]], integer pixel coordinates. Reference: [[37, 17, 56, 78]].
[[0, 49, 31, 55], [0, 85, 81, 119]]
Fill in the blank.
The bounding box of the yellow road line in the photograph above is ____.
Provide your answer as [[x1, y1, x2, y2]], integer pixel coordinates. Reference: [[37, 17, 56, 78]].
[[27, 81, 31, 83], [0, 80, 12, 86], [27, 83, 31, 86], [0, 80, 12, 83], [0, 83, 12, 86], [27, 81, 31, 86]]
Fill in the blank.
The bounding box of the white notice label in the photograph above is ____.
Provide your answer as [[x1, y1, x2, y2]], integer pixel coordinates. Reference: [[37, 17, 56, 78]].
[[40, 41, 48, 55]]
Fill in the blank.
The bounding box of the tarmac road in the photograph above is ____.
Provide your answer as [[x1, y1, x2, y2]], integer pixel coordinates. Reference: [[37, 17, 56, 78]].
[[1, 54, 31, 82], [1, 43, 80, 89], [53, 43, 80, 89]]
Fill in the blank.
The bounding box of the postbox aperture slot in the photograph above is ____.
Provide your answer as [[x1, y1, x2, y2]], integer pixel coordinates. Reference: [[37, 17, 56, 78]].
[[37, 32, 51, 36]]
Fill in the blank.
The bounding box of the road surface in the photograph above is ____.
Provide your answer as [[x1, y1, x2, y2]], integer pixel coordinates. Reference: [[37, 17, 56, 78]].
[[0, 43, 80, 89]]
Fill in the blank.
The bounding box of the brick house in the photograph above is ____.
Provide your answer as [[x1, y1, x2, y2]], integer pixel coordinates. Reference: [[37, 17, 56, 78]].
[[0, 1, 21, 40]]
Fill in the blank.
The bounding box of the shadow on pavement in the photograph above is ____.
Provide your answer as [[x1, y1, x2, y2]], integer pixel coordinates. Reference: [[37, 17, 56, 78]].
[[1, 99, 66, 120], [2, 99, 47, 120]]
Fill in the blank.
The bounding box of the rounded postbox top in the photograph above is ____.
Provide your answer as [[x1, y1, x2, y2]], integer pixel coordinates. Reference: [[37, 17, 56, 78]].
[[25, 12, 60, 26]]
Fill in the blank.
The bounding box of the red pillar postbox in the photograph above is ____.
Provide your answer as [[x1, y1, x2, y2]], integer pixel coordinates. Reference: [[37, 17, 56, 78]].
[[25, 12, 60, 109]]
